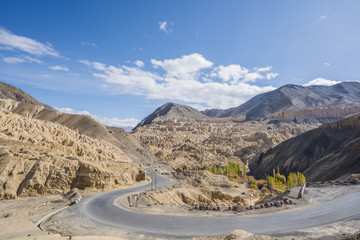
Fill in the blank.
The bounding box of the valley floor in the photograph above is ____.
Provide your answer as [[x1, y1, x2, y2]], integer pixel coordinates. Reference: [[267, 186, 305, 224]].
[[1, 181, 359, 240], [0, 176, 360, 240]]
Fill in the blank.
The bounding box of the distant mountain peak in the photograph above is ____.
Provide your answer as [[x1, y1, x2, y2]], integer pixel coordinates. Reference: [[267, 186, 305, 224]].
[[134, 102, 208, 129], [203, 82, 360, 121]]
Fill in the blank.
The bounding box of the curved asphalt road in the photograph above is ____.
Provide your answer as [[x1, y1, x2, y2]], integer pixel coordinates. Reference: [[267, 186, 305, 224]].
[[80, 174, 360, 237]]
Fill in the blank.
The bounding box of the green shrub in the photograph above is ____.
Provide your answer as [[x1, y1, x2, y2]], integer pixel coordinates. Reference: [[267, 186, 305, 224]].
[[249, 184, 258, 190], [248, 176, 257, 186], [276, 173, 286, 184]]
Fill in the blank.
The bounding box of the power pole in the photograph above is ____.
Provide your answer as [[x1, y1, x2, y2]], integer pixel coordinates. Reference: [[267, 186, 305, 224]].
[[150, 171, 153, 190], [154, 169, 157, 190]]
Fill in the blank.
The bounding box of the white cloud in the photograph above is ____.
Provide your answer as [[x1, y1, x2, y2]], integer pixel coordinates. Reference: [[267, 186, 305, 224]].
[[49, 65, 69, 71], [80, 41, 97, 48], [3, 57, 26, 64], [134, 60, 144, 68], [266, 72, 279, 80], [95, 116, 140, 128], [132, 47, 143, 51], [79, 59, 106, 71], [254, 66, 272, 72], [151, 53, 213, 77], [159, 21, 167, 32], [0, 27, 59, 57], [55, 107, 90, 115], [318, 15, 327, 22], [69, 73, 80, 77], [3, 55, 42, 64], [318, 15, 327, 21], [211, 64, 277, 83], [211, 64, 248, 83], [55, 107, 139, 128], [303, 77, 340, 87], [243, 72, 264, 83], [159, 21, 173, 33], [323, 62, 331, 66], [23, 55, 42, 63], [80, 53, 277, 109]]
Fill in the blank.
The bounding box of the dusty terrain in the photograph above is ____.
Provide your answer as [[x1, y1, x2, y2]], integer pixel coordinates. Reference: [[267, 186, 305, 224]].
[[116, 170, 257, 214], [0, 98, 157, 166], [132, 119, 313, 169], [0, 104, 146, 199]]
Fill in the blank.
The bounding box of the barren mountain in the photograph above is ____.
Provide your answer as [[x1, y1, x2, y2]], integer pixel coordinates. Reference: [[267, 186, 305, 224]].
[[134, 102, 208, 129], [203, 82, 360, 121], [251, 113, 360, 181], [132, 118, 313, 169], [0, 82, 157, 166], [0, 102, 145, 199]]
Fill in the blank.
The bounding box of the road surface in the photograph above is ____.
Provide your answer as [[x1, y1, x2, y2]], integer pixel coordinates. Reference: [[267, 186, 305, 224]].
[[79, 174, 360, 237]]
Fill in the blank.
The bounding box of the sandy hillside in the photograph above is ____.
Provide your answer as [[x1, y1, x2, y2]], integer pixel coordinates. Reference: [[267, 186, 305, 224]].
[[0, 103, 146, 200]]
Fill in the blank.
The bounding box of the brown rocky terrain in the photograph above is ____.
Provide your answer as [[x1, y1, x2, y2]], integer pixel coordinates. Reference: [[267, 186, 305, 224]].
[[127, 170, 255, 209], [0, 84, 158, 166], [0, 101, 146, 199], [252, 113, 360, 181], [132, 118, 313, 169]]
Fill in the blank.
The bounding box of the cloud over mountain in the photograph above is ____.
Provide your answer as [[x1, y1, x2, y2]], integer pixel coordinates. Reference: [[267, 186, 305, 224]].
[[80, 53, 277, 109]]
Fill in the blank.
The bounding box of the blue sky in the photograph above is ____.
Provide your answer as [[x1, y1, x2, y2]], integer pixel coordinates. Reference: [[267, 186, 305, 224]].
[[0, 0, 360, 128]]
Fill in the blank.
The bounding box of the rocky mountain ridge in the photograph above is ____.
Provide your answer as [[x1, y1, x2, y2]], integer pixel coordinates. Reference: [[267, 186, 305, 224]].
[[134, 102, 208, 129], [203, 82, 360, 121]]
